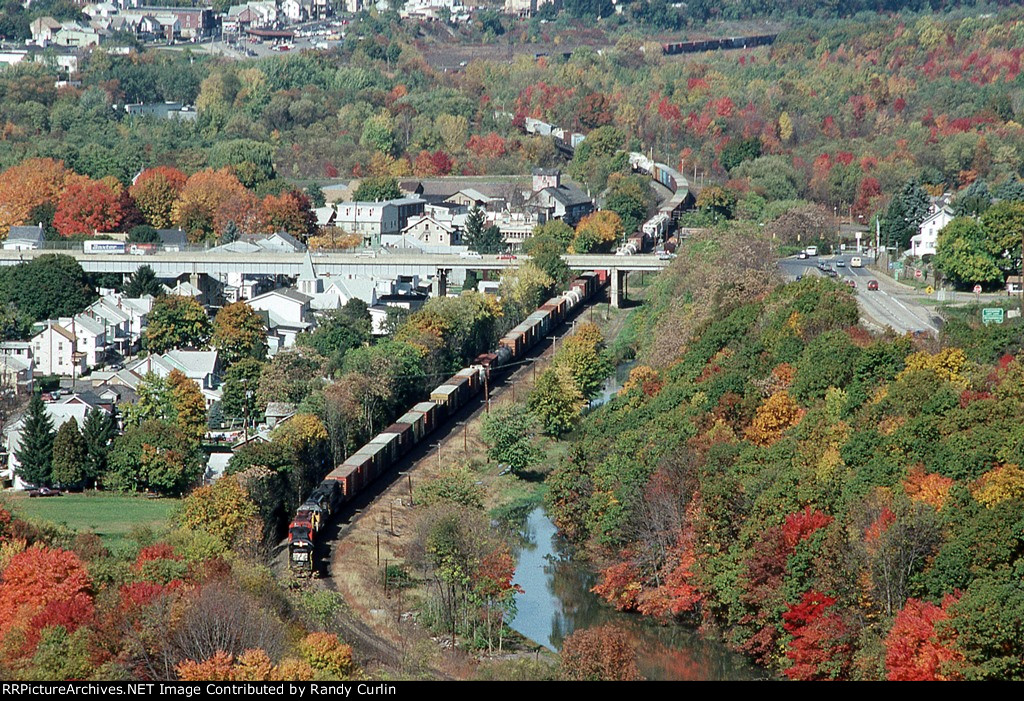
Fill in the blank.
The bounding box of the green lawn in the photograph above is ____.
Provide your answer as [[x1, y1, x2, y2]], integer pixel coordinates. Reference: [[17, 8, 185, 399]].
[[4, 492, 178, 548]]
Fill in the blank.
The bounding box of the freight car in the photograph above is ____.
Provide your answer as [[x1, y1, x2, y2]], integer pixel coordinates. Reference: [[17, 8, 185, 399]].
[[288, 272, 606, 574]]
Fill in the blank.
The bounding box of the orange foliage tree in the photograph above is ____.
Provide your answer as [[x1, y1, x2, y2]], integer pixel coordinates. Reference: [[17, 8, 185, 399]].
[[172, 168, 250, 242], [745, 391, 805, 446], [0, 158, 76, 235], [130, 166, 187, 229]]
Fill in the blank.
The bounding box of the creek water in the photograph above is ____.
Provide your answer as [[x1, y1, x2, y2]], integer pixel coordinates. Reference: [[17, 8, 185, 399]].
[[508, 364, 764, 680]]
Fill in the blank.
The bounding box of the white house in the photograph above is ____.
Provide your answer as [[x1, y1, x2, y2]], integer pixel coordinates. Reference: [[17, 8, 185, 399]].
[[246, 288, 313, 352], [31, 321, 85, 377], [910, 204, 954, 258], [332, 202, 400, 247], [3, 224, 44, 250], [58, 315, 106, 369]]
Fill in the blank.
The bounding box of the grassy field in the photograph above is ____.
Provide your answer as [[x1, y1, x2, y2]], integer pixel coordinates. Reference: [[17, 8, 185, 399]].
[[3, 492, 178, 548]]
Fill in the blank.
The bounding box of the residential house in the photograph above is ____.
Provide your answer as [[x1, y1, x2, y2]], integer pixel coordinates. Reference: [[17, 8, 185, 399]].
[[910, 203, 954, 258], [3, 224, 44, 250], [0, 342, 33, 394], [246, 288, 313, 352], [29, 16, 62, 45], [446, 188, 505, 212], [124, 350, 222, 407], [31, 321, 85, 377], [58, 315, 106, 369], [333, 202, 400, 248], [525, 169, 593, 227]]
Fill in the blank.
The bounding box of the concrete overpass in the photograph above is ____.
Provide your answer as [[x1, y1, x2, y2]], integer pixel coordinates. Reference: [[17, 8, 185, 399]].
[[0, 250, 670, 307]]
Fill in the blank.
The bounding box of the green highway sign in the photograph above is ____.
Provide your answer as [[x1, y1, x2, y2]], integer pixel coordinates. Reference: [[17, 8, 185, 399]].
[[982, 307, 1005, 325]]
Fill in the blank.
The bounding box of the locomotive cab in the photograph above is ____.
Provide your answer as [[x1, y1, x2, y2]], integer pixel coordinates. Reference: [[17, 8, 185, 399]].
[[289, 537, 314, 573]]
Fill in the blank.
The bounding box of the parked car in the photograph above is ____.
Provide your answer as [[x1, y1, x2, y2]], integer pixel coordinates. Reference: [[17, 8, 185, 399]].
[[29, 487, 61, 497], [797, 251, 808, 260], [867, 280, 879, 291]]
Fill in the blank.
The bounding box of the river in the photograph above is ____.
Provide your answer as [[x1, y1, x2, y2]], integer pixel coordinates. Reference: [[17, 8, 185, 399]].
[[508, 362, 763, 680]]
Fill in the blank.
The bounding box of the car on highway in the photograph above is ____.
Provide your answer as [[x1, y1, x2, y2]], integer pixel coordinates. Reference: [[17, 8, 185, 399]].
[[867, 280, 879, 291], [835, 259, 846, 267], [797, 251, 808, 260], [657, 251, 677, 260], [459, 250, 482, 259], [826, 269, 839, 277], [497, 253, 517, 260], [846, 279, 857, 289]]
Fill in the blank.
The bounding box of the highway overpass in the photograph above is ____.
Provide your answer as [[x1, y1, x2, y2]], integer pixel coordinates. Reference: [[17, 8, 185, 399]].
[[0, 250, 671, 307]]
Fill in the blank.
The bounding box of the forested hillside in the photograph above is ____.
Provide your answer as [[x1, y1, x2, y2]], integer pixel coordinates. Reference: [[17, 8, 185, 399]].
[[548, 228, 1024, 680]]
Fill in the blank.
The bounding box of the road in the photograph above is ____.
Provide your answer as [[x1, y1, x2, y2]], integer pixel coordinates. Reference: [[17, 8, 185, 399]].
[[778, 255, 942, 335]]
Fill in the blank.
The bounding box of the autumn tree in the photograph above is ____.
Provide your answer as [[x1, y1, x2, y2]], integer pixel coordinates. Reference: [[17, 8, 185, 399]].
[[174, 474, 259, 549], [54, 180, 128, 237], [260, 189, 316, 238], [212, 302, 268, 367], [745, 391, 805, 446], [168, 369, 208, 443], [144, 295, 212, 353], [172, 168, 249, 242], [560, 625, 642, 681], [130, 167, 187, 229], [528, 366, 585, 436], [0, 158, 75, 235], [553, 323, 612, 400], [571, 210, 623, 253], [0, 546, 92, 644], [885, 596, 962, 681], [782, 590, 853, 681]]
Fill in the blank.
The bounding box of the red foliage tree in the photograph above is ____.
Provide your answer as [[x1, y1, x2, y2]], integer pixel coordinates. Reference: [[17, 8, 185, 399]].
[[54, 180, 127, 236], [782, 590, 852, 680], [261, 189, 315, 237], [560, 624, 642, 681], [885, 595, 963, 681], [782, 506, 833, 549], [0, 546, 93, 642], [592, 559, 643, 612], [413, 150, 454, 176]]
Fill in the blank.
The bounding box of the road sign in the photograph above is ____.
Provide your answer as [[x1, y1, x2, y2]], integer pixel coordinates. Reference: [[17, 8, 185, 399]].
[[925, 286, 934, 295], [983, 307, 1005, 325], [914, 269, 923, 279], [974, 284, 983, 295], [894, 262, 905, 272]]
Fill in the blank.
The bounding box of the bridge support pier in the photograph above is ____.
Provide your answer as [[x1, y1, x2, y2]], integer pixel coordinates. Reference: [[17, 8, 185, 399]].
[[610, 268, 625, 308], [433, 268, 451, 298]]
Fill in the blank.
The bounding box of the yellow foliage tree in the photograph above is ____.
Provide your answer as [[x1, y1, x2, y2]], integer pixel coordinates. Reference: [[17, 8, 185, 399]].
[[745, 391, 805, 447], [898, 348, 969, 390], [174, 474, 259, 548], [299, 632, 356, 679], [619, 365, 663, 398], [973, 463, 1024, 508], [571, 211, 623, 254]]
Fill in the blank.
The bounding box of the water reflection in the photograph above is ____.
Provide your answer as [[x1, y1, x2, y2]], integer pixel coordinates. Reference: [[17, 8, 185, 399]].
[[510, 508, 764, 681]]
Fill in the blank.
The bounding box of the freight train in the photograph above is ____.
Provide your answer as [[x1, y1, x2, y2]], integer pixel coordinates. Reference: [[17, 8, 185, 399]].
[[288, 272, 605, 574]]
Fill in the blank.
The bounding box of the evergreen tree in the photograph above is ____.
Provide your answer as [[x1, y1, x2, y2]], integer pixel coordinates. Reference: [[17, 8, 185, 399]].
[[881, 180, 931, 252], [124, 265, 161, 298], [15, 394, 54, 487], [307, 183, 326, 208], [82, 406, 116, 488], [51, 417, 87, 487], [220, 220, 241, 244], [465, 206, 485, 245]]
